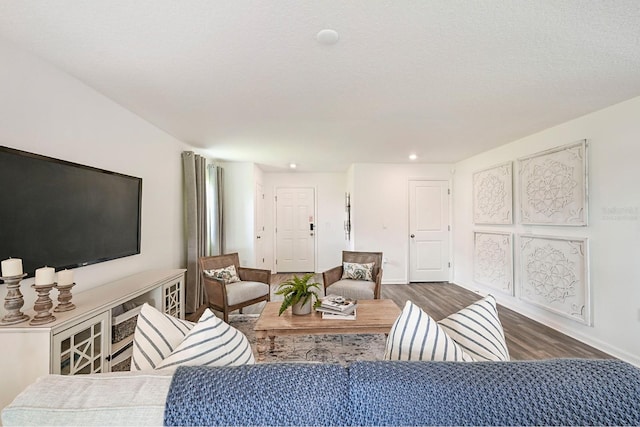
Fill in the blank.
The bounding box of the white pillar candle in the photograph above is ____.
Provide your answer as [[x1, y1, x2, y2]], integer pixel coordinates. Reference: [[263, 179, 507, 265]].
[[1, 258, 23, 277], [35, 266, 55, 286], [57, 269, 74, 286]]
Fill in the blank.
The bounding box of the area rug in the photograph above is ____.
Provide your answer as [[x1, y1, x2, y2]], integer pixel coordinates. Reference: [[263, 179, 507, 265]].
[[229, 314, 388, 365]]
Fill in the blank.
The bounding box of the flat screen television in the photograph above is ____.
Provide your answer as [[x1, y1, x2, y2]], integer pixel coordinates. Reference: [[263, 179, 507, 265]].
[[0, 146, 142, 277]]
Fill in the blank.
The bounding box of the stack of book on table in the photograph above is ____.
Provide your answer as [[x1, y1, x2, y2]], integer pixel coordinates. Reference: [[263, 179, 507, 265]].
[[316, 294, 357, 320]]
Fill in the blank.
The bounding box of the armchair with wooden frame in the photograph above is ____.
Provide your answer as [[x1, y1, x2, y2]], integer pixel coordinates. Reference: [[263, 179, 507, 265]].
[[322, 251, 383, 300], [198, 253, 271, 323]]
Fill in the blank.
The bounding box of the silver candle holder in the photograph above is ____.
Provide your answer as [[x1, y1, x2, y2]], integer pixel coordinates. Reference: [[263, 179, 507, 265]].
[[54, 282, 76, 312], [30, 282, 56, 325], [0, 273, 30, 325]]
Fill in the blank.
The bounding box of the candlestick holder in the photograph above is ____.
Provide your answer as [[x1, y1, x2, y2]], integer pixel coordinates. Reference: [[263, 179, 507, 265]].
[[54, 282, 76, 312], [30, 282, 56, 325], [0, 273, 30, 325]]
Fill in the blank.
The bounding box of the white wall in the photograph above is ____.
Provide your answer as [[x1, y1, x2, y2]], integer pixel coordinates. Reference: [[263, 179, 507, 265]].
[[0, 37, 189, 313], [453, 95, 640, 366], [351, 163, 452, 284], [219, 161, 256, 267], [263, 172, 348, 273]]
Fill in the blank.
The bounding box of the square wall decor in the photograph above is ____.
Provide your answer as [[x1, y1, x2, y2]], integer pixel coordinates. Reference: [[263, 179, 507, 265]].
[[473, 231, 513, 295], [519, 234, 590, 325], [473, 161, 513, 224], [518, 140, 587, 225]]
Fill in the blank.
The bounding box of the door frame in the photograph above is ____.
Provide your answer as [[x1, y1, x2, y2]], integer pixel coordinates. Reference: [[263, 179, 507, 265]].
[[407, 178, 454, 283], [254, 181, 266, 269], [272, 186, 318, 273]]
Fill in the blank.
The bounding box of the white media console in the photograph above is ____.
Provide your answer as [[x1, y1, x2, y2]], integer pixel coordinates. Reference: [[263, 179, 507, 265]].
[[0, 269, 185, 414]]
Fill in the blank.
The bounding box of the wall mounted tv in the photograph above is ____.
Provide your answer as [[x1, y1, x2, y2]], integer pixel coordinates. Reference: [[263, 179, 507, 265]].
[[0, 146, 142, 277]]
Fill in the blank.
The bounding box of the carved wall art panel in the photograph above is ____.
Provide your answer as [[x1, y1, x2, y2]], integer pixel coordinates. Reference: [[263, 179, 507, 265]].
[[519, 235, 590, 325], [473, 161, 513, 224], [518, 140, 587, 225], [473, 232, 513, 295]]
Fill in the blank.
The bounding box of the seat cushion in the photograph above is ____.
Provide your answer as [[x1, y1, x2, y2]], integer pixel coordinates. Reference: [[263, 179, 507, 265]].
[[225, 281, 270, 306], [328, 279, 375, 300], [1, 370, 172, 426]]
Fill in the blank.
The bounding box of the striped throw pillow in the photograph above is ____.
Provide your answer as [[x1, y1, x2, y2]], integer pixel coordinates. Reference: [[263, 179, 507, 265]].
[[438, 295, 510, 361], [130, 303, 195, 371], [155, 308, 255, 370], [384, 301, 475, 361]]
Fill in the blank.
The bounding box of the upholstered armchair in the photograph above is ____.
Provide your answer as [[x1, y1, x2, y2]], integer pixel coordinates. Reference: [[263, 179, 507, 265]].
[[323, 251, 383, 300], [199, 253, 271, 323]]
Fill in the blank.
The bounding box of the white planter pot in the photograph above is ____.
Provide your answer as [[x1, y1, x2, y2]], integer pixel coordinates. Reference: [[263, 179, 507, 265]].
[[292, 298, 312, 315]]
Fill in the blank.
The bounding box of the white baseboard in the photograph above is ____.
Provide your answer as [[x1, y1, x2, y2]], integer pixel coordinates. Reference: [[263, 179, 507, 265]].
[[453, 280, 640, 368]]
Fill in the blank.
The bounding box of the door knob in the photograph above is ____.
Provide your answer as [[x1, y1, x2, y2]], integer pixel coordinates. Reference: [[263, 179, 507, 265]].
[[256, 236, 261, 239], [410, 234, 415, 238]]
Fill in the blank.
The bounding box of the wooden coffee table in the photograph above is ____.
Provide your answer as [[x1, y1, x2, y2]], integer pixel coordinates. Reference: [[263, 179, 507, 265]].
[[253, 299, 401, 362]]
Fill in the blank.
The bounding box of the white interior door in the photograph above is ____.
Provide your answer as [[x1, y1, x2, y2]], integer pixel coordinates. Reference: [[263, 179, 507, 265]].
[[255, 182, 265, 269], [409, 180, 450, 282], [275, 187, 315, 272]]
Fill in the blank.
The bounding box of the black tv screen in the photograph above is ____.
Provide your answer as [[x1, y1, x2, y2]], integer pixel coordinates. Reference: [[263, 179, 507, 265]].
[[0, 146, 142, 277]]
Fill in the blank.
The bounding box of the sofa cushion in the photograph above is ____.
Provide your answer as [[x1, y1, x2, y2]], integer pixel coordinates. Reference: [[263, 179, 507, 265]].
[[348, 359, 640, 426], [130, 303, 195, 371], [225, 280, 270, 305], [438, 295, 510, 361], [384, 301, 475, 361], [164, 363, 350, 426], [155, 308, 254, 370], [1, 370, 172, 426], [328, 279, 375, 300], [342, 262, 374, 281], [203, 265, 241, 284]]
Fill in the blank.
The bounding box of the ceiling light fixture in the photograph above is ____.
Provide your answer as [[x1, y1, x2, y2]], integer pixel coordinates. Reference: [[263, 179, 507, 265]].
[[289, 163, 297, 169], [409, 154, 417, 160], [316, 29, 339, 45]]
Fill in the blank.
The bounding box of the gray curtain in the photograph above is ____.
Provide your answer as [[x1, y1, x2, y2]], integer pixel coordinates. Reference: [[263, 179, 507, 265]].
[[182, 152, 210, 314]]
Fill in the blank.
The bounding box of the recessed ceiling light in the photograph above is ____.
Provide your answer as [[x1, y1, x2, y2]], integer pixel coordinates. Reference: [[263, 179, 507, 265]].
[[409, 154, 417, 160], [289, 163, 297, 169], [316, 29, 339, 45]]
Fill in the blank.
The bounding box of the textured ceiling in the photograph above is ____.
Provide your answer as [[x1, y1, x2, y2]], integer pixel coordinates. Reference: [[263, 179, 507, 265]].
[[1, 1, 640, 171]]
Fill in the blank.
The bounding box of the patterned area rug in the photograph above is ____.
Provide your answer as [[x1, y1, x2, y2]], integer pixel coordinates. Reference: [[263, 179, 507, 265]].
[[229, 314, 388, 365]]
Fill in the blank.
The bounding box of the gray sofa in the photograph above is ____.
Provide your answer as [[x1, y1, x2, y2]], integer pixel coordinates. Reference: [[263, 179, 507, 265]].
[[3, 359, 640, 426]]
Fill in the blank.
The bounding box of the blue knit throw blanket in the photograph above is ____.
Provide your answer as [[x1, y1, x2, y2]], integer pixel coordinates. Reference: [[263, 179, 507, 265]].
[[164, 359, 640, 426]]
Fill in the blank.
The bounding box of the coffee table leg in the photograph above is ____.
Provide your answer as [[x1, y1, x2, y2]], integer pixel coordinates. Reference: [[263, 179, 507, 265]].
[[256, 331, 267, 362]]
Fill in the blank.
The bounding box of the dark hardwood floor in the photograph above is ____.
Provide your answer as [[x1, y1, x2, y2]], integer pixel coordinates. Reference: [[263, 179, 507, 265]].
[[381, 282, 612, 360], [272, 273, 612, 360]]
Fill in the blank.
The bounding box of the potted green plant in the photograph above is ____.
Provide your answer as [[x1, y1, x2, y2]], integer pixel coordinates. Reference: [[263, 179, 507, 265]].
[[275, 273, 321, 316]]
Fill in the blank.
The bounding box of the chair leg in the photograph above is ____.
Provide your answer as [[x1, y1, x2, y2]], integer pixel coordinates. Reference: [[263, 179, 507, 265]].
[[223, 310, 229, 323]]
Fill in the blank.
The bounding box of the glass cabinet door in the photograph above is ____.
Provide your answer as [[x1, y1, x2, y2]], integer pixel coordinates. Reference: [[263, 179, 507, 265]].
[[163, 279, 184, 319], [52, 311, 110, 375]]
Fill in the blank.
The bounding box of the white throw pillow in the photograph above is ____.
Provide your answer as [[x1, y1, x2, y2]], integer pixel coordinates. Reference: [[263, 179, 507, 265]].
[[438, 295, 510, 361], [155, 308, 255, 370], [203, 265, 241, 284], [341, 262, 374, 281], [130, 303, 195, 371], [384, 301, 475, 361]]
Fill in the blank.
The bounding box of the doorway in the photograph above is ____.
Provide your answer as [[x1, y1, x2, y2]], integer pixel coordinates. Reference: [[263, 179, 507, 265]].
[[275, 187, 316, 272], [408, 180, 450, 282]]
